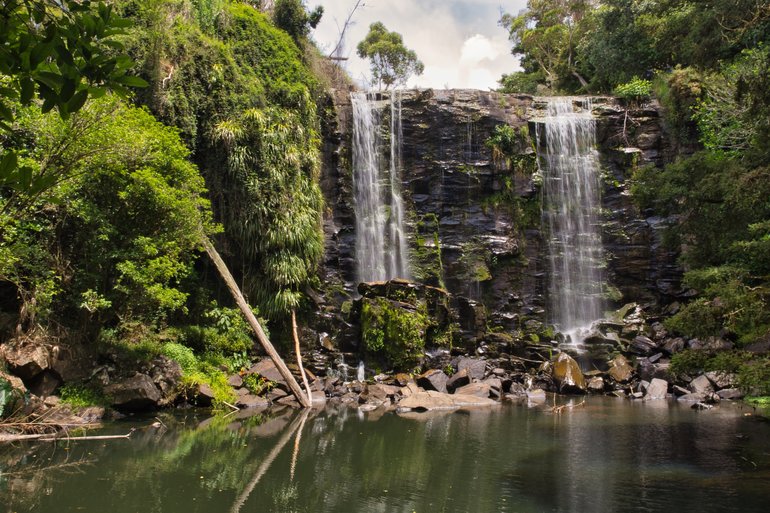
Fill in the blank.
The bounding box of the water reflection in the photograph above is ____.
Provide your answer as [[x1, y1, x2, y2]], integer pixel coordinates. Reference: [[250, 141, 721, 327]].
[[1, 399, 769, 513]]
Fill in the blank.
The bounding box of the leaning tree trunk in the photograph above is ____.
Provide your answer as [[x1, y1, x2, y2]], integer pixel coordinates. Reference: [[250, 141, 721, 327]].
[[291, 309, 313, 405], [202, 238, 311, 408]]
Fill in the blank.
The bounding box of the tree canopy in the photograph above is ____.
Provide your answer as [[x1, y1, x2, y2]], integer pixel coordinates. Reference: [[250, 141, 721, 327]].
[[356, 22, 424, 90]]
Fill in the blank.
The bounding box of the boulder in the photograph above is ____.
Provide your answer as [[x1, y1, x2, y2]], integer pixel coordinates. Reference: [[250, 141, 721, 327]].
[[552, 353, 586, 393], [396, 390, 495, 412], [645, 378, 668, 400], [28, 370, 61, 398], [416, 369, 448, 393], [454, 382, 492, 399], [716, 388, 744, 400], [482, 377, 503, 398], [194, 384, 216, 406], [608, 355, 634, 383], [148, 356, 182, 404], [662, 337, 686, 354], [456, 357, 487, 380], [105, 373, 161, 410], [630, 335, 657, 355], [677, 393, 706, 403], [236, 394, 270, 409], [688, 375, 713, 395], [4, 343, 50, 380], [704, 371, 736, 389], [587, 376, 605, 393], [446, 368, 470, 393], [228, 374, 244, 388], [248, 359, 285, 384]]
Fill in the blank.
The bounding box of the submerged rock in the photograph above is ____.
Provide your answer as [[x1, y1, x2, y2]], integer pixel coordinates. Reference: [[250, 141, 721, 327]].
[[396, 390, 495, 412]]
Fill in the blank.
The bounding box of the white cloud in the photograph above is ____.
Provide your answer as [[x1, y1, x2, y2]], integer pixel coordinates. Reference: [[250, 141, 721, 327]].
[[312, 0, 526, 90]]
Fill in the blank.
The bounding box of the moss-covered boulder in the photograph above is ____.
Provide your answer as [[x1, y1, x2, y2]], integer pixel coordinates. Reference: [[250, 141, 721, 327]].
[[357, 280, 455, 371]]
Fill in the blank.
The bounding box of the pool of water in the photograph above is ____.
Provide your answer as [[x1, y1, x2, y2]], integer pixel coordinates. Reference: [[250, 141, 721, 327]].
[[2, 398, 769, 512]]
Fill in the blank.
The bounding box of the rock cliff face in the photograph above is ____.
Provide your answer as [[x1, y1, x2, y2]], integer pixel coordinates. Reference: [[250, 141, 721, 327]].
[[317, 89, 682, 352]]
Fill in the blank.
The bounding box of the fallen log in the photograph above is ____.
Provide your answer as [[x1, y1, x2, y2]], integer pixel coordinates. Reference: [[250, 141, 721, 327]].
[[202, 238, 310, 408]]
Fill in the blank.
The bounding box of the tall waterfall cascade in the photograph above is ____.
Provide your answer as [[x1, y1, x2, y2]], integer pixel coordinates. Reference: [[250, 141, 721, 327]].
[[351, 91, 410, 283], [537, 98, 605, 339]]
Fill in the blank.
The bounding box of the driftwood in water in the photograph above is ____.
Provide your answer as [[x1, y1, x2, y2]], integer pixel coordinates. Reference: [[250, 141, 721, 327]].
[[0, 431, 133, 443], [202, 238, 311, 408]]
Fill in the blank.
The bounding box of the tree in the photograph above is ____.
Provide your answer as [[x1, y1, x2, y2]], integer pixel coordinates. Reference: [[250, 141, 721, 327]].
[[272, 0, 323, 43], [500, 0, 592, 91], [0, 0, 145, 197], [356, 22, 424, 90]]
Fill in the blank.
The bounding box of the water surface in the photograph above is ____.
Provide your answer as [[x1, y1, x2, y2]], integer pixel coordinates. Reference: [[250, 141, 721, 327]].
[[2, 398, 769, 512]]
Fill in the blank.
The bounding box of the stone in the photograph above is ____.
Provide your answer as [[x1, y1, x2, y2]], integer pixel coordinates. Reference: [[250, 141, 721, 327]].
[[508, 382, 527, 397], [105, 373, 161, 410], [716, 388, 744, 400], [608, 355, 634, 383], [43, 395, 61, 407], [688, 375, 713, 395], [446, 368, 470, 393], [28, 370, 62, 397], [482, 377, 503, 398], [704, 371, 736, 389], [645, 378, 668, 400], [4, 343, 50, 380], [396, 390, 496, 412], [456, 357, 487, 380], [673, 385, 690, 396], [416, 369, 448, 393], [195, 384, 215, 406], [311, 390, 327, 406], [677, 393, 706, 403], [454, 382, 492, 399], [526, 388, 546, 403], [663, 337, 686, 354], [587, 376, 605, 393], [630, 335, 657, 355], [248, 359, 285, 384], [228, 374, 244, 388], [393, 373, 412, 386], [552, 352, 586, 393], [236, 394, 269, 409], [148, 356, 182, 404], [267, 388, 289, 401]]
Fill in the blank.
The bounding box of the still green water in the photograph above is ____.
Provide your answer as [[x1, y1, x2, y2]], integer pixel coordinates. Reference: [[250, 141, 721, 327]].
[[2, 398, 769, 513]]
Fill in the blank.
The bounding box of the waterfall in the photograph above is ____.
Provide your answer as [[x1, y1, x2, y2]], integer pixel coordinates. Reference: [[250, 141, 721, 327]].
[[351, 91, 410, 283], [537, 98, 604, 339]]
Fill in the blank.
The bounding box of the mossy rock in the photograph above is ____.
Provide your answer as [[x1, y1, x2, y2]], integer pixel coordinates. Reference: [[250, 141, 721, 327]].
[[360, 297, 430, 371]]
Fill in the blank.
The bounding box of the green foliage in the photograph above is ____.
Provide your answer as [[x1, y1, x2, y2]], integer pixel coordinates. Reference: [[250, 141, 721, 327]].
[[0, 378, 12, 417], [497, 71, 543, 94], [356, 22, 424, 90], [225, 350, 252, 374], [242, 373, 274, 395], [59, 383, 107, 408], [213, 105, 323, 318], [670, 349, 770, 395], [613, 77, 652, 103], [652, 66, 703, 143], [272, 0, 323, 43], [0, 0, 147, 196], [161, 342, 199, 374], [361, 297, 428, 370]]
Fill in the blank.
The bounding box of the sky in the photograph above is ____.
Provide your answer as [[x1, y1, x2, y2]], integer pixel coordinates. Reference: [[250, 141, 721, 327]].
[[311, 0, 527, 90]]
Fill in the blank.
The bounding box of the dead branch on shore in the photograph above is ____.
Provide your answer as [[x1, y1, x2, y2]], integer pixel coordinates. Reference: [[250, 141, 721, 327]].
[[0, 429, 134, 443]]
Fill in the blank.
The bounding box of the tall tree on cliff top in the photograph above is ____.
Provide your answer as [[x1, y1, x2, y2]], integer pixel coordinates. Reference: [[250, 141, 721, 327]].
[[500, 0, 593, 91], [356, 22, 424, 90]]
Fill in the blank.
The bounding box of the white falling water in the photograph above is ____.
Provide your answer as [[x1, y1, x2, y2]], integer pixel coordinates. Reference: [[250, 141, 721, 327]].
[[351, 91, 410, 283], [538, 98, 604, 339]]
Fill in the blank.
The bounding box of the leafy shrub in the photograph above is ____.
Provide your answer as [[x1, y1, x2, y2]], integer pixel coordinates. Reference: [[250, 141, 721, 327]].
[[0, 378, 12, 417], [614, 77, 652, 103], [361, 297, 428, 370], [161, 342, 200, 374], [59, 383, 107, 408], [242, 373, 274, 395]]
